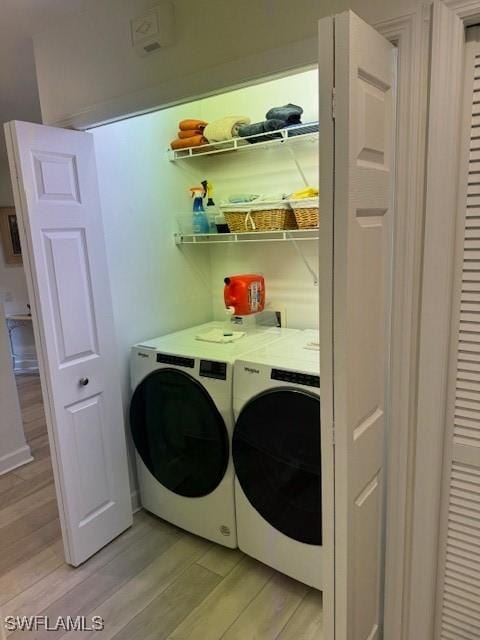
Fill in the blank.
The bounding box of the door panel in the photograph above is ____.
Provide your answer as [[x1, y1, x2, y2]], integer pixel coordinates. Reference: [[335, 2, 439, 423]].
[[66, 394, 113, 524], [43, 229, 99, 363], [319, 11, 395, 640], [353, 471, 382, 640], [5, 121, 132, 566], [32, 150, 81, 203]]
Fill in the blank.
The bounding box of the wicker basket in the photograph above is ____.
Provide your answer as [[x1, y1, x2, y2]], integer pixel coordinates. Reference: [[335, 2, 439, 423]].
[[289, 197, 319, 229], [221, 202, 297, 233]]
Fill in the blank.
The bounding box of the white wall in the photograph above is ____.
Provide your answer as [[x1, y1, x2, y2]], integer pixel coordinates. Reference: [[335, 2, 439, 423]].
[[0, 159, 34, 367], [210, 242, 319, 328], [33, 0, 427, 129], [0, 302, 31, 475], [93, 105, 213, 353], [0, 161, 29, 316]]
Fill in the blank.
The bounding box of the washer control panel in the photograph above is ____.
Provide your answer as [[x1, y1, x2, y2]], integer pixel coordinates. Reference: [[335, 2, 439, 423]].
[[200, 360, 227, 380]]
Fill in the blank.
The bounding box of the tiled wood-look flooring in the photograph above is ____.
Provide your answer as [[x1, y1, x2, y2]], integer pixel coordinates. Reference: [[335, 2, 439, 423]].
[[0, 374, 323, 639]]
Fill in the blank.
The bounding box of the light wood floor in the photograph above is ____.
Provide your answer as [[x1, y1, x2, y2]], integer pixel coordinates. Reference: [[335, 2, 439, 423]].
[[1, 374, 323, 639]]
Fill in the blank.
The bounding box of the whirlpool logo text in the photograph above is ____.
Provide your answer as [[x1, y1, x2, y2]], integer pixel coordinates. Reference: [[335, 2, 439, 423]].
[[244, 367, 260, 375]]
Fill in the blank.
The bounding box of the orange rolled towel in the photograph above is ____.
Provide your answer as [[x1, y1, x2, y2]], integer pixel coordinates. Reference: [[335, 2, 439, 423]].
[[178, 129, 205, 139], [179, 119, 207, 132], [170, 135, 207, 150]]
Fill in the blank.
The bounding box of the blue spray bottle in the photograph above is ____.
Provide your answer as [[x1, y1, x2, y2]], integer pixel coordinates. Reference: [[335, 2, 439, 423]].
[[190, 187, 209, 234], [201, 179, 219, 234]]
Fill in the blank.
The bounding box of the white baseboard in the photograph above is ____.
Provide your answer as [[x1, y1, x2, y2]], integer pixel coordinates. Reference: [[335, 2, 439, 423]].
[[13, 357, 39, 373], [0, 445, 33, 475], [131, 489, 141, 514]]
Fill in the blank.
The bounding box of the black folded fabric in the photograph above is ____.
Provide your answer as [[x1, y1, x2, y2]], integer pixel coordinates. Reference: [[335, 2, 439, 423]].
[[286, 122, 319, 137], [238, 119, 286, 143], [238, 104, 305, 144], [265, 103, 303, 125]]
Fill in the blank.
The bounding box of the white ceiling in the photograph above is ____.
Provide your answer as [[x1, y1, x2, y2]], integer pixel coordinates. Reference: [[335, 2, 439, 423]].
[[0, 0, 88, 200]]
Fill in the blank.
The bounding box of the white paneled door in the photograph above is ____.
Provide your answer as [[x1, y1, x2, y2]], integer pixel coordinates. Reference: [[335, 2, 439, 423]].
[[4, 121, 132, 566], [319, 11, 395, 640]]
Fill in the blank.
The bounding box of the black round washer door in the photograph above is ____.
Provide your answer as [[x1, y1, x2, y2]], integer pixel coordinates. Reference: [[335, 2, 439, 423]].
[[129, 368, 229, 498], [233, 388, 321, 545]]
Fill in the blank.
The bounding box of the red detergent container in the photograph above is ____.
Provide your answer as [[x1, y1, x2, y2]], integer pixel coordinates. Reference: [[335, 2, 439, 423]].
[[224, 274, 266, 316]]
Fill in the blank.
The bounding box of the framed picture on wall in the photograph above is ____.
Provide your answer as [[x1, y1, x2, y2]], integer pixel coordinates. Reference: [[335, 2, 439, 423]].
[[0, 207, 22, 265]]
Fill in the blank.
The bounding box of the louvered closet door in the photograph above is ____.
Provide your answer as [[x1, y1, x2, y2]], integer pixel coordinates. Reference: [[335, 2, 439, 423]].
[[436, 30, 480, 640]]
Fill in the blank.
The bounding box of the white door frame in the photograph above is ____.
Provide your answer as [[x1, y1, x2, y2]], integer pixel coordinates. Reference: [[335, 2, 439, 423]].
[[375, 11, 431, 640], [406, 1, 480, 639], [30, 10, 428, 638]]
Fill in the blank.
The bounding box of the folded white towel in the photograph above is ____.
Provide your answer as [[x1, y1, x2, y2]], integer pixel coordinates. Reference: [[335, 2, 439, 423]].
[[195, 329, 246, 344], [204, 116, 251, 142]]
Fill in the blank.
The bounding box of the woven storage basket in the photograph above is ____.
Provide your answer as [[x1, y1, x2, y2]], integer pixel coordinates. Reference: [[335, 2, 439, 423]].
[[221, 202, 297, 233], [289, 197, 319, 228]]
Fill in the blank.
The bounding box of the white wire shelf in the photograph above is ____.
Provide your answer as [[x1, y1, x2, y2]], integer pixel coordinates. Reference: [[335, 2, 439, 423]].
[[174, 228, 319, 245], [168, 123, 319, 161]]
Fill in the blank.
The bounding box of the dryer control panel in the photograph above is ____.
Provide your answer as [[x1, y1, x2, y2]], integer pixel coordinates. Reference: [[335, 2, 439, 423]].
[[157, 353, 194, 368], [271, 368, 320, 388]]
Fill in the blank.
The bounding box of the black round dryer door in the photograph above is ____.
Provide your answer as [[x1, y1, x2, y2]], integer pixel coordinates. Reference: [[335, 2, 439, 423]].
[[233, 388, 321, 545], [129, 368, 229, 498]]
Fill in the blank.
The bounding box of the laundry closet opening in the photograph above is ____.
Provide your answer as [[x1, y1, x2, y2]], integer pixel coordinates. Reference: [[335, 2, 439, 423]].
[[91, 67, 319, 344], [90, 66, 323, 631]]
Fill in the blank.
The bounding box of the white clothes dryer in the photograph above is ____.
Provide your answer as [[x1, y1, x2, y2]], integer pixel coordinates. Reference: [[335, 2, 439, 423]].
[[129, 321, 298, 548], [232, 330, 322, 586]]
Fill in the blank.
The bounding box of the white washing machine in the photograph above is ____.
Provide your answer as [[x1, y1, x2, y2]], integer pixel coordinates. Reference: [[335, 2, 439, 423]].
[[130, 321, 298, 548], [232, 330, 322, 587]]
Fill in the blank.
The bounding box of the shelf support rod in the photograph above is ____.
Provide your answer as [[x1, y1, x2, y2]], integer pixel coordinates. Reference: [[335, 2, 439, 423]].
[[287, 231, 318, 285], [285, 144, 309, 188]]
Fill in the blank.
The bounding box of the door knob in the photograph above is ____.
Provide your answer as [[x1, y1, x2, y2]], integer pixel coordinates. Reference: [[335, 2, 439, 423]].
[[79, 377, 89, 387]]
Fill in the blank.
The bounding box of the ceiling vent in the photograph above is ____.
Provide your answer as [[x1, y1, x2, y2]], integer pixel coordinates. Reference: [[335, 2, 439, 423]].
[[130, 2, 174, 57]]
